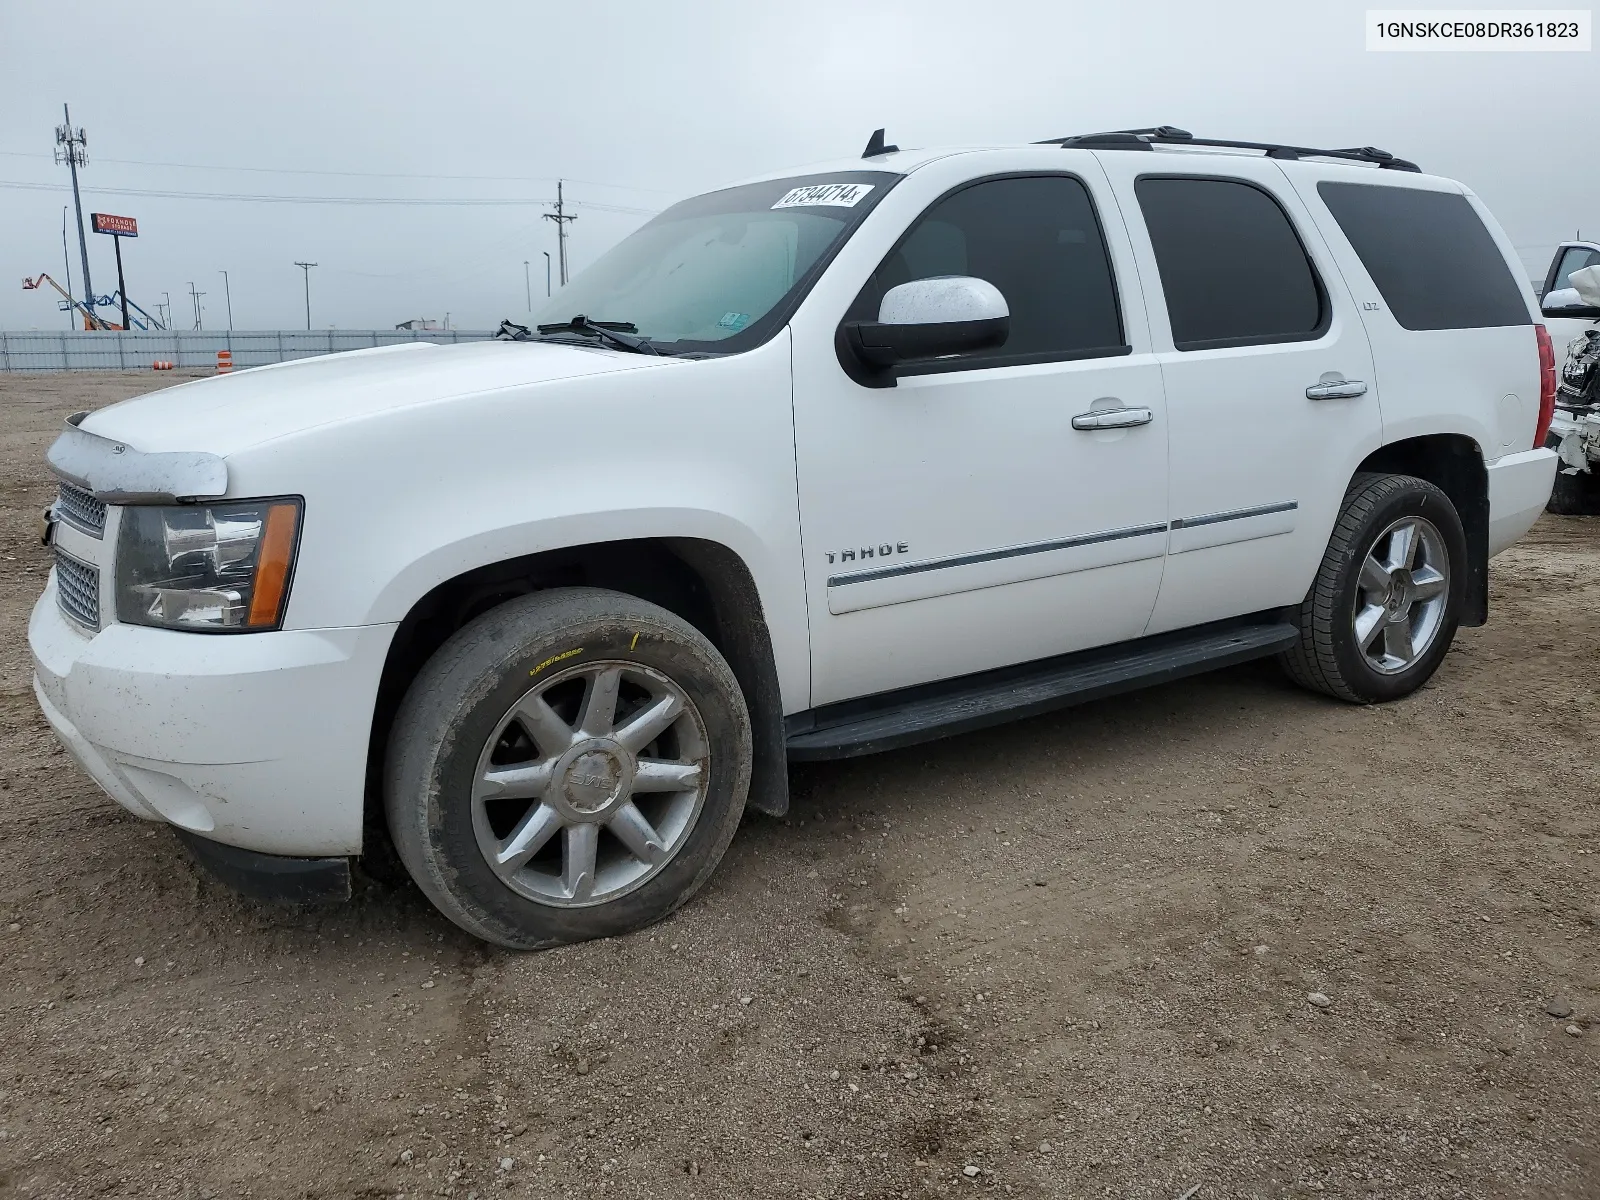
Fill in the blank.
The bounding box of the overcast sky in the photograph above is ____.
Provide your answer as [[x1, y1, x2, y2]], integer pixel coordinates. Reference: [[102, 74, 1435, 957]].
[[1, 0, 1593, 331]]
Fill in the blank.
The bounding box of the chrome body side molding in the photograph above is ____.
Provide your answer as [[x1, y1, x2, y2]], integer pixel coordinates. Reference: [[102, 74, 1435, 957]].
[[827, 521, 1168, 588]]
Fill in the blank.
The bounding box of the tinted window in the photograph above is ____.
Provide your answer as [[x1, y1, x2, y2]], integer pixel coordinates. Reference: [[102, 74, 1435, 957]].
[[1318, 182, 1530, 331], [1136, 177, 1325, 350], [854, 175, 1125, 368]]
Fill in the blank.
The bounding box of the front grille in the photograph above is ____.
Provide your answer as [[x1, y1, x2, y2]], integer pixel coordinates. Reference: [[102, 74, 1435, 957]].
[[56, 482, 107, 537], [54, 548, 100, 630]]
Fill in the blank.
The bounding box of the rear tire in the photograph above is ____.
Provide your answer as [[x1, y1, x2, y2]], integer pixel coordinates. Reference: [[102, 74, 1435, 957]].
[[385, 587, 752, 950], [1280, 473, 1466, 704], [1546, 465, 1600, 515]]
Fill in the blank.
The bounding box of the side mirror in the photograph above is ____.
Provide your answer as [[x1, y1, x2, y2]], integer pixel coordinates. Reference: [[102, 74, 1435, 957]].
[[1541, 288, 1600, 321], [844, 276, 1010, 368], [1543, 264, 1600, 320]]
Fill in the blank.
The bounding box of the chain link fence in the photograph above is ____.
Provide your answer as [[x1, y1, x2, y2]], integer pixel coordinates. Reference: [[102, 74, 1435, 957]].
[[0, 329, 497, 372]]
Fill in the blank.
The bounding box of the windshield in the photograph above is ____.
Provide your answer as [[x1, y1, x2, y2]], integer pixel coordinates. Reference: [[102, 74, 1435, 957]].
[[531, 171, 898, 354]]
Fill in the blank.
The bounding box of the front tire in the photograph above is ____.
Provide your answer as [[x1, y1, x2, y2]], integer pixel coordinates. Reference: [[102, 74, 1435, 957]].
[[385, 588, 752, 950], [1280, 473, 1467, 704]]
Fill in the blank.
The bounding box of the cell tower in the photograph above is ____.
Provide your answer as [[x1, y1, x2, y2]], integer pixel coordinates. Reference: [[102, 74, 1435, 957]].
[[54, 104, 93, 324]]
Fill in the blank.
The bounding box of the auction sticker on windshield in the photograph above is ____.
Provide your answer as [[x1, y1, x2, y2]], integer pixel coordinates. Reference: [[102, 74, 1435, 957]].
[[771, 183, 875, 209]]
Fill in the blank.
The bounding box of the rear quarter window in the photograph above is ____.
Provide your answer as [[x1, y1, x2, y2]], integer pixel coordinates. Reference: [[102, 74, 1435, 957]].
[[1317, 182, 1530, 331]]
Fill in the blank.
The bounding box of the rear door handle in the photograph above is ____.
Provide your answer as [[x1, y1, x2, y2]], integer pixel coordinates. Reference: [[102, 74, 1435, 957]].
[[1306, 378, 1368, 400], [1072, 406, 1154, 430]]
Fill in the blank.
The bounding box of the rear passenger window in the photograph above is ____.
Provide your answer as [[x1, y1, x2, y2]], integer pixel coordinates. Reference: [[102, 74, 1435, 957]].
[[853, 174, 1126, 370], [1318, 182, 1531, 331], [1135, 177, 1325, 351]]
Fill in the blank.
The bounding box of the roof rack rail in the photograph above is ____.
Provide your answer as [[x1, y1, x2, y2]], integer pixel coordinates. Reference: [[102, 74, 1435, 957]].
[[1036, 127, 1420, 172]]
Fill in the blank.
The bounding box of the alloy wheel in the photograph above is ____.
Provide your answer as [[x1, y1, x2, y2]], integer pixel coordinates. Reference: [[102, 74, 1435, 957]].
[[1352, 515, 1450, 675], [470, 660, 709, 907]]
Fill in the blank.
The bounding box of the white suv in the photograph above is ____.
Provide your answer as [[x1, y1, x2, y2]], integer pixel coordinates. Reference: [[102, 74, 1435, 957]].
[[31, 127, 1558, 949]]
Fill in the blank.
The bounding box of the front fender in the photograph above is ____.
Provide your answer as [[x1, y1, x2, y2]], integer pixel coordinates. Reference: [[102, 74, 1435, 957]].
[[223, 333, 811, 711]]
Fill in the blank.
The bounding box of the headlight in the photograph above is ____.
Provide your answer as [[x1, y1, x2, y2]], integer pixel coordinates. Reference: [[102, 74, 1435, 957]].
[[115, 499, 302, 632]]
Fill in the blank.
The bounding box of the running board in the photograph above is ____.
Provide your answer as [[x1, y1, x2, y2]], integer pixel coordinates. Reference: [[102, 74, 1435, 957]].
[[785, 617, 1298, 761]]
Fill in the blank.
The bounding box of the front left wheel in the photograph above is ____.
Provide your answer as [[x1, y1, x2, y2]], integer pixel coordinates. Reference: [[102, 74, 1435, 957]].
[[385, 587, 753, 950]]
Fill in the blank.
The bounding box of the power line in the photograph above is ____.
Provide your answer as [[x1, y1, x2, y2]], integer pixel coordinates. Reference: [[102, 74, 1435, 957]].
[[0, 147, 675, 194], [0, 177, 656, 214]]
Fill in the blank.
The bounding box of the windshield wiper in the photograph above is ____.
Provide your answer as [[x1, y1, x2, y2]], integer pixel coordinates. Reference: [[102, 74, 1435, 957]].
[[523, 314, 659, 355]]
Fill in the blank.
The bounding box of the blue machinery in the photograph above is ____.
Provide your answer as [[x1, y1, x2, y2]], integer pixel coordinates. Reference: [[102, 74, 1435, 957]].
[[22, 273, 166, 331]]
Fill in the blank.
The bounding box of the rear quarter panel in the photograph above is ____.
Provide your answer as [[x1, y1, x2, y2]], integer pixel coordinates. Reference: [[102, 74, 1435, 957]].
[[1283, 166, 1541, 462]]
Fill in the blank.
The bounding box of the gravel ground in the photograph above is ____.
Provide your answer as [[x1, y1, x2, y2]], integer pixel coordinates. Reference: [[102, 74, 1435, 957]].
[[1, 371, 1595, 1200]]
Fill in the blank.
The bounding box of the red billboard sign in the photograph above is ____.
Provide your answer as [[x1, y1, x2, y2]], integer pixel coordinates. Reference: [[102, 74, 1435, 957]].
[[90, 213, 138, 237]]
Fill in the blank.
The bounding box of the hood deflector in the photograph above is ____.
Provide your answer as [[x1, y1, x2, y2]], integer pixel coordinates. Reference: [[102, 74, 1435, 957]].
[[47, 411, 229, 504]]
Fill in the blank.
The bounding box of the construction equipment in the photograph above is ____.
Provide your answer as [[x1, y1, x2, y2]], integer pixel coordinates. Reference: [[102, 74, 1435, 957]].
[[105, 289, 165, 331], [23, 273, 112, 329], [22, 274, 166, 330]]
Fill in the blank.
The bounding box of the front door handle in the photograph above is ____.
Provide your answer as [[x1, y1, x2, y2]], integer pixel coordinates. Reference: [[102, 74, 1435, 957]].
[[1072, 406, 1154, 431], [1306, 378, 1368, 401]]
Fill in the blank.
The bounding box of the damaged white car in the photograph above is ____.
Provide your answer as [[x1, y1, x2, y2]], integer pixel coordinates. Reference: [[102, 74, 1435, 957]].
[[1542, 261, 1600, 512]]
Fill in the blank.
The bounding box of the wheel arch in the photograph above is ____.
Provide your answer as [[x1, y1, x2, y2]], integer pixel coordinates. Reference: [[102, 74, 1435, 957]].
[[362, 536, 788, 871], [1355, 433, 1489, 626]]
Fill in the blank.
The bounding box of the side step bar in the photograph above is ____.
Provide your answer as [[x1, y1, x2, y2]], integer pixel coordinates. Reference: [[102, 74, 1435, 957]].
[[785, 617, 1298, 761]]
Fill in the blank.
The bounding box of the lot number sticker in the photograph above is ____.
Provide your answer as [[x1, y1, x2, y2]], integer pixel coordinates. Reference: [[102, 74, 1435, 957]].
[[771, 183, 875, 210]]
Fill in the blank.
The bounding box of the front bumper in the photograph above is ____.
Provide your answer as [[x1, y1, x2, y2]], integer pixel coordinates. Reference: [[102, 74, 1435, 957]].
[[29, 578, 396, 857], [1486, 447, 1558, 556]]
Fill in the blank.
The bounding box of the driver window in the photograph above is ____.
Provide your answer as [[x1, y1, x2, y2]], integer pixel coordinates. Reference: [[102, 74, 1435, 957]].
[[852, 175, 1127, 369], [1554, 247, 1600, 294]]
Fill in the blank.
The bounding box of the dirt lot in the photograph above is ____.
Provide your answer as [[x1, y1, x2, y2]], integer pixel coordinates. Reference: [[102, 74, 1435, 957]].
[[1, 371, 1595, 1200]]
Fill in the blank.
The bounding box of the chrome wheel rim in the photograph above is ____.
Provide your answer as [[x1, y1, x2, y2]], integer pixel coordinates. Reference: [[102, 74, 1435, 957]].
[[471, 660, 709, 908], [1353, 515, 1450, 675]]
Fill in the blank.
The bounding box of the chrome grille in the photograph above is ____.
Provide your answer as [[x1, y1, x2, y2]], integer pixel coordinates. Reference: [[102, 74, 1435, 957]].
[[54, 548, 100, 630], [56, 482, 107, 537]]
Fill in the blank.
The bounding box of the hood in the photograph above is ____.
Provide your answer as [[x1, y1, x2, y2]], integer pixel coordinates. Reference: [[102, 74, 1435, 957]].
[[80, 339, 674, 457]]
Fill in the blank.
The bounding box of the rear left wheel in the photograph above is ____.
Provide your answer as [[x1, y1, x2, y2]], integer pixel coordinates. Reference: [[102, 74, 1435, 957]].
[[1280, 472, 1466, 703]]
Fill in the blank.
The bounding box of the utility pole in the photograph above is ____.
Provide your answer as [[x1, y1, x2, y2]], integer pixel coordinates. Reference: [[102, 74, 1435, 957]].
[[524, 260, 531, 311], [542, 251, 552, 298], [112, 233, 130, 331], [188, 282, 206, 330], [543, 180, 576, 287], [54, 104, 94, 326], [294, 261, 317, 330], [160, 291, 171, 331], [60, 206, 74, 329], [220, 270, 233, 330]]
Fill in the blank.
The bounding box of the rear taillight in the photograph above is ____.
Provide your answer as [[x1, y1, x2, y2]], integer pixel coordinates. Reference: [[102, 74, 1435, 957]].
[[1535, 324, 1557, 448]]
